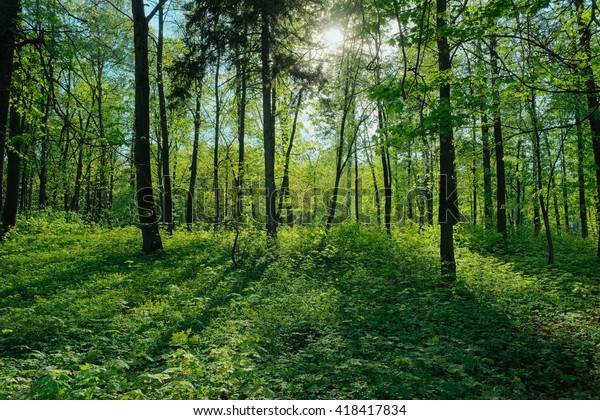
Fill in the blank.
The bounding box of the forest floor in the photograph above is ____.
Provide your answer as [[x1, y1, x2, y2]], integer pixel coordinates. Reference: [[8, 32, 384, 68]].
[[1, 213, 600, 399]]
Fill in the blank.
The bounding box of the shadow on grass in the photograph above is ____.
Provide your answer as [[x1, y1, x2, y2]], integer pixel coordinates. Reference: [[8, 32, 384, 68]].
[[252, 228, 600, 399], [1, 224, 599, 399], [0, 229, 264, 367]]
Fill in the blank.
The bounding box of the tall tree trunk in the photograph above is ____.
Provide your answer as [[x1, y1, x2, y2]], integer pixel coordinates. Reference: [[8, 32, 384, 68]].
[[365, 137, 381, 226], [379, 106, 392, 234], [407, 138, 413, 221], [481, 113, 493, 225], [437, 0, 459, 280], [213, 48, 221, 228], [61, 126, 71, 212], [71, 141, 84, 212], [576, 107, 588, 238], [552, 178, 560, 230], [418, 100, 433, 227], [531, 92, 554, 264], [2, 106, 22, 235], [472, 157, 477, 225], [261, 13, 277, 239], [490, 36, 507, 241], [326, 93, 351, 230], [132, 0, 163, 253], [278, 89, 303, 223], [187, 87, 201, 230], [38, 97, 50, 209], [575, 0, 600, 255], [0, 0, 19, 229], [561, 152, 569, 231], [97, 60, 109, 220], [19, 139, 28, 212], [425, 138, 434, 225], [157, 6, 173, 234], [516, 139, 523, 226], [236, 58, 247, 222], [354, 132, 360, 222]]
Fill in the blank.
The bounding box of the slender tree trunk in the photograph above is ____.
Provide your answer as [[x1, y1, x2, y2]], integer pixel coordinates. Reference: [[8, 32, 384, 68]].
[[365, 137, 381, 226], [531, 91, 553, 264], [187, 87, 201, 230], [576, 108, 588, 238], [38, 97, 50, 209], [575, 0, 600, 255], [379, 106, 392, 234], [38, 137, 47, 208], [472, 158, 477, 225], [261, 13, 277, 239], [345, 144, 352, 220], [97, 60, 109, 220], [236, 58, 247, 222], [490, 36, 507, 241], [516, 139, 522, 226], [437, 0, 459, 280], [278, 89, 303, 223], [61, 127, 71, 212], [157, 6, 173, 234], [2, 106, 22, 235], [132, 0, 163, 253], [407, 138, 413, 221], [71, 141, 84, 212], [212, 48, 221, 228], [19, 139, 28, 212], [327, 123, 346, 229], [354, 133, 360, 222], [481, 113, 493, 225], [425, 139, 434, 225], [561, 154, 569, 231], [552, 178, 560, 230]]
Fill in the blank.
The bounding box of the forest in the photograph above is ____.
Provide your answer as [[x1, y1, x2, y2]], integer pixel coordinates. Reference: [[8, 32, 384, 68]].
[[1, 0, 600, 400]]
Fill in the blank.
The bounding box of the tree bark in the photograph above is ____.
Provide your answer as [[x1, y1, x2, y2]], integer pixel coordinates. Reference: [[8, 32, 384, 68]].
[[132, 0, 163, 253], [278, 89, 303, 223], [0, 0, 19, 230], [560, 154, 569, 231], [157, 6, 173, 234], [575, 0, 600, 255], [379, 106, 392, 234], [261, 12, 277, 239], [187, 87, 201, 230], [531, 91, 554, 264], [38, 98, 50, 209], [236, 57, 247, 222], [2, 106, 22, 235], [481, 113, 493, 225], [212, 48, 221, 228], [576, 107, 588, 238], [490, 36, 507, 241], [516, 139, 523, 226], [437, 0, 459, 280]]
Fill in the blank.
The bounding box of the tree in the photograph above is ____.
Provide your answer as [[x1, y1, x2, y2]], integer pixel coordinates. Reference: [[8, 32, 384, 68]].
[[131, 0, 165, 252], [260, 7, 277, 238], [0, 0, 20, 237], [157, 5, 174, 234], [574, 0, 600, 257], [436, 0, 459, 280]]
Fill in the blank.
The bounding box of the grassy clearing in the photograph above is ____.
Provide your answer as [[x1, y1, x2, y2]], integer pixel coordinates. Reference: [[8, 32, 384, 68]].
[[1, 215, 599, 399]]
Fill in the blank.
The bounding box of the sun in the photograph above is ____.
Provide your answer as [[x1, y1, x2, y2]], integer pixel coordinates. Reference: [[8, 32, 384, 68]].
[[320, 27, 344, 50]]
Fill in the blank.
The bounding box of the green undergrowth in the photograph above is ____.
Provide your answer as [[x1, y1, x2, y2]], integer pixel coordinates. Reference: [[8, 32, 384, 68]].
[[1, 214, 599, 399]]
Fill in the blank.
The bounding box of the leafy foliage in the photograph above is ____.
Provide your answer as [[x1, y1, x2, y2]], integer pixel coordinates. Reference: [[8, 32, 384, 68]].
[[1, 215, 599, 399]]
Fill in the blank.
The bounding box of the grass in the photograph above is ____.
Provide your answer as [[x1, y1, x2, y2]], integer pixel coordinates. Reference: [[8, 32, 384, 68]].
[[1, 213, 599, 399]]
